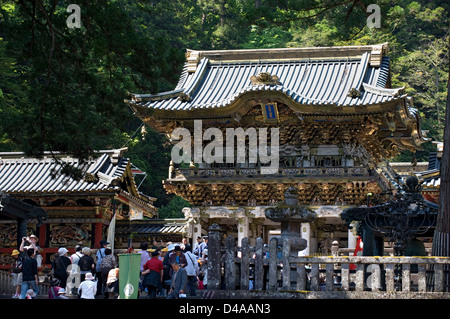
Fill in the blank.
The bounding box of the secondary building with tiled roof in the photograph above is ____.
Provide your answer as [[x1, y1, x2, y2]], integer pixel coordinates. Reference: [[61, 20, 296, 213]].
[[0, 148, 159, 270]]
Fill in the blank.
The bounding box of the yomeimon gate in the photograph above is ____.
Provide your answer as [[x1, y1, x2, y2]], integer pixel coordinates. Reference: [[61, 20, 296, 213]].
[[127, 43, 429, 254]]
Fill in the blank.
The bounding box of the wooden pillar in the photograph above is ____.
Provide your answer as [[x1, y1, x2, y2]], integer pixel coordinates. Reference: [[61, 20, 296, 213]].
[[39, 224, 46, 248], [94, 222, 103, 248], [17, 218, 27, 250]]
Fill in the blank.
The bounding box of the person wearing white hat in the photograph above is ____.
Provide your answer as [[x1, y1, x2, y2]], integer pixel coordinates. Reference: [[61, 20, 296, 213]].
[[51, 247, 71, 288], [78, 272, 97, 299], [19, 235, 39, 259], [56, 288, 69, 299]]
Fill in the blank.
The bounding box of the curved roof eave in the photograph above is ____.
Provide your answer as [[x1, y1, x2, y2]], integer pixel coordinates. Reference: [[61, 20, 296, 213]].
[[128, 88, 406, 119]]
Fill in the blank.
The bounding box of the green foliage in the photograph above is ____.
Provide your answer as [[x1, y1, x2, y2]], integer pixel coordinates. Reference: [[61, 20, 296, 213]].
[[158, 196, 191, 219], [0, 0, 184, 159]]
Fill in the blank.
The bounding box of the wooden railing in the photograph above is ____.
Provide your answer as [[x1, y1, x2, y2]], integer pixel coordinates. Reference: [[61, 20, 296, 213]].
[[0, 270, 50, 297], [206, 226, 450, 296]]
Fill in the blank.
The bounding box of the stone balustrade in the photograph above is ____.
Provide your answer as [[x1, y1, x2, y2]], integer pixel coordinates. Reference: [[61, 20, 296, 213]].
[[205, 225, 450, 298]]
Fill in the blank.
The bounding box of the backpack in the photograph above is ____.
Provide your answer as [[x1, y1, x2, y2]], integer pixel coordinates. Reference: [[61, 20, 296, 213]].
[[78, 256, 92, 271], [13, 257, 23, 273]]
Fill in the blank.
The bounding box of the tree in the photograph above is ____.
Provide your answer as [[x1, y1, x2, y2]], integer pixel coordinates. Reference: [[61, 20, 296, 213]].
[[0, 0, 184, 163], [431, 21, 450, 291]]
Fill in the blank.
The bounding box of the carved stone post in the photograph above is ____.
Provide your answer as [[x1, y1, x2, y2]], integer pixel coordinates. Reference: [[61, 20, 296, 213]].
[[207, 223, 221, 290], [264, 187, 316, 257]]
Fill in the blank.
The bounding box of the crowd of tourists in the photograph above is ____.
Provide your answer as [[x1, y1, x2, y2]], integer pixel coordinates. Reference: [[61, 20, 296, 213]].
[[9, 234, 209, 299], [138, 236, 208, 299]]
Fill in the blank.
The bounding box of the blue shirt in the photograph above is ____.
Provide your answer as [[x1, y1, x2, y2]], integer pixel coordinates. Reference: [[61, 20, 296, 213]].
[[96, 248, 105, 272]]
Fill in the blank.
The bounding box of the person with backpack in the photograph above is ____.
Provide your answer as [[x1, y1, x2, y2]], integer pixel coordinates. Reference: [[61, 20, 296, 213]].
[[99, 248, 117, 298], [51, 247, 71, 288], [95, 239, 109, 296], [78, 247, 95, 281], [70, 245, 83, 265]]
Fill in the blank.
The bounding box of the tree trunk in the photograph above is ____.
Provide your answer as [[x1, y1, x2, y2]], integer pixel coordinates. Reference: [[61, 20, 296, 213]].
[[431, 23, 450, 292]]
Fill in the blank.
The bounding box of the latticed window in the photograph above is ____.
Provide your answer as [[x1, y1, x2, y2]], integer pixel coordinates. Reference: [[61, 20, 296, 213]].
[[315, 156, 342, 167]]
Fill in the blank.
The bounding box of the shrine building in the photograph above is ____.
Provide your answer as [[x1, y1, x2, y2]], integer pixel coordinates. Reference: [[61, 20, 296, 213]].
[[126, 43, 429, 255], [0, 148, 161, 270]]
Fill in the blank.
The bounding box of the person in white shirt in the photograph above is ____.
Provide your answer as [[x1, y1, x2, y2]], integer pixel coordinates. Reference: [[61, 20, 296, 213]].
[[184, 244, 199, 296], [68, 246, 83, 295], [193, 237, 202, 258], [78, 272, 97, 299], [70, 245, 83, 265], [138, 242, 150, 294]]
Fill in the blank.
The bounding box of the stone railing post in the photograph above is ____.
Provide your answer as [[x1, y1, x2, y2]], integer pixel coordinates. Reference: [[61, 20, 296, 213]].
[[240, 237, 250, 290], [207, 223, 222, 290], [268, 237, 278, 291], [224, 235, 236, 290], [254, 237, 264, 290], [282, 237, 291, 290]]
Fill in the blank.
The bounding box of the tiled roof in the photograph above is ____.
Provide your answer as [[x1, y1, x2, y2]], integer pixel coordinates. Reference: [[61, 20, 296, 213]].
[[0, 149, 129, 195], [116, 220, 187, 235], [128, 44, 406, 111], [416, 169, 440, 189]]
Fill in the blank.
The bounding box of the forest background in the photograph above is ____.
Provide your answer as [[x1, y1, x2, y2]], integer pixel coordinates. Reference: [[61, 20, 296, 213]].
[[0, 0, 448, 218]]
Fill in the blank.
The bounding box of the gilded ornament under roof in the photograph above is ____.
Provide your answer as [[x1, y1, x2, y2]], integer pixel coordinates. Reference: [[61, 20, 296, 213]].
[[250, 72, 280, 85]]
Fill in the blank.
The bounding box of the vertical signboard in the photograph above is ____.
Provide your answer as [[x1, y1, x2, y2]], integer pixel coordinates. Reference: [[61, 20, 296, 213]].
[[261, 102, 279, 122], [119, 253, 141, 299]]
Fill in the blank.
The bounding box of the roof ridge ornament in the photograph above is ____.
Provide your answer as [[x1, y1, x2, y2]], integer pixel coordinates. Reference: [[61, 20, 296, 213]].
[[84, 172, 99, 183], [250, 72, 280, 85], [347, 88, 361, 98], [369, 43, 389, 67], [362, 83, 404, 97]]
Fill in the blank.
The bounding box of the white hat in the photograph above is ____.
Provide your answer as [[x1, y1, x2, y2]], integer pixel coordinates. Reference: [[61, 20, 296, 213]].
[[85, 273, 95, 280], [167, 244, 175, 252], [58, 247, 68, 256], [58, 288, 66, 294]]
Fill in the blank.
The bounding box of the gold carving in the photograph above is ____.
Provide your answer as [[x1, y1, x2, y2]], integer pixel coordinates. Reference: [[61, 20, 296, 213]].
[[84, 173, 99, 183], [250, 72, 280, 85], [347, 88, 361, 98]]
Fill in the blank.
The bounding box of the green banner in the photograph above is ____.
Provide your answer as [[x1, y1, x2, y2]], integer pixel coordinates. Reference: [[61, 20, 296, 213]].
[[119, 253, 141, 299]]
